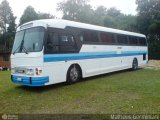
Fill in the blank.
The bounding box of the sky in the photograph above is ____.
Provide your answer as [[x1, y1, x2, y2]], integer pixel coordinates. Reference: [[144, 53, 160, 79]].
[[0, 0, 137, 24]]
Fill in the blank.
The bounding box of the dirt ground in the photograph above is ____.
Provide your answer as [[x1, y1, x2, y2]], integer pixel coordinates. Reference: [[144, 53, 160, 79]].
[[146, 60, 160, 69]]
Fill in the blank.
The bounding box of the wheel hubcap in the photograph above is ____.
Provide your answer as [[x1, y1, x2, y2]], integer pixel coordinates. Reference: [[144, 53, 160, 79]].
[[70, 67, 78, 82], [133, 60, 137, 69]]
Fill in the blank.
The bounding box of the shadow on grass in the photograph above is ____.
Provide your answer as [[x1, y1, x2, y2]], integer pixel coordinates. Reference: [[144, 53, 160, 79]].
[[15, 68, 142, 92], [15, 82, 67, 93]]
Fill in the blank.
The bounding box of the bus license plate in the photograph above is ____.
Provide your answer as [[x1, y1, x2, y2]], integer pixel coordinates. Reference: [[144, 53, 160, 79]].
[[17, 78, 22, 82]]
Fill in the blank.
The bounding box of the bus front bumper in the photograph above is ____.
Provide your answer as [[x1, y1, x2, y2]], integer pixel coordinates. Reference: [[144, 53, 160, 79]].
[[11, 75, 49, 86]]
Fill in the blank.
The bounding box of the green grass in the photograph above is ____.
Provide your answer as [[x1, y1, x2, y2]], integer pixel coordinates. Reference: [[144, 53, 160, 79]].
[[0, 69, 160, 114]]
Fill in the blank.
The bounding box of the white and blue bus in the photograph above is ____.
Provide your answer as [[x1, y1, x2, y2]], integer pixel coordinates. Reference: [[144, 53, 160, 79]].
[[11, 19, 148, 86]]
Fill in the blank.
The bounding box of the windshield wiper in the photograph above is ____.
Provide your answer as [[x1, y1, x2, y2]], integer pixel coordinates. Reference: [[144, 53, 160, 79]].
[[22, 46, 28, 54], [13, 40, 28, 55]]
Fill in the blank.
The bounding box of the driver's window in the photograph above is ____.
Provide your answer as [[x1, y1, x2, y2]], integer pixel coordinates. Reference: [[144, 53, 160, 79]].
[[46, 32, 59, 53]]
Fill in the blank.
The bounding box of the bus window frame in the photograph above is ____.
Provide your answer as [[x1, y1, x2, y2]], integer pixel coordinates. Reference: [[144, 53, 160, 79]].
[[138, 37, 147, 46], [99, 32, 116, 45], [44, 27, 79, 54], [12, 26, 46, 54], [44, 27, 148, 49]]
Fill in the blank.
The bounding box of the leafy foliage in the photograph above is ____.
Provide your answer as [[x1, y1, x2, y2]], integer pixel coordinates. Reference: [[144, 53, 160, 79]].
[[57, 0, 95, 24], [93, 6, 107, 26], [20, 6, 55, 25], [38, 12, 55, 19], [136, 0, 160, 59], [104, 8, 137, 32], [57, 0, 137, 32], [0, 0, 16, 52], [19, 6, 38, 25]]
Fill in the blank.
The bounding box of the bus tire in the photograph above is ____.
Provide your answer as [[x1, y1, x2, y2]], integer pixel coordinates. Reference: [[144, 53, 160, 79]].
[[66, 64, 81, 84], [132, 58, 138, 70]]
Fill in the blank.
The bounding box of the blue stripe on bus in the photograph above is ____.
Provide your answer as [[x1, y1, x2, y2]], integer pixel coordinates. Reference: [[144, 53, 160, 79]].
[[44, 51, 147, 62]]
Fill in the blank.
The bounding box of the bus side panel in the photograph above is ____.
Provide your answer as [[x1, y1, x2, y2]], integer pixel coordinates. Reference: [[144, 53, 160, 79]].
[[79, 44, 148, 77], [43, 44, 148, 85], [43, 58, 101, 85], [43, 61, 70, 85]]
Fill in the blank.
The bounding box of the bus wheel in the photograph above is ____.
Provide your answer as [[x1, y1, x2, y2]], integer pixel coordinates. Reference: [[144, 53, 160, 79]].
[[132, 58, 138, 70], [67, 65, 81, 84]]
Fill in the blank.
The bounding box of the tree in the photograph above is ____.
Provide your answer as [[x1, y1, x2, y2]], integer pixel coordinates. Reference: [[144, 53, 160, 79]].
[[19, 6, 56, 25], [0, 33, 2, 44], [57, 0, 138, 31], [136, 0, 160, 59], [136, 0, 160, 34], [7, 14, 16, 33], [7, 14, 16, 50], [0, 0, 16, 51], [57, 0, 95, 24], [0, 0, 15, 33], [38, 12, 55, 19], [103, 7, 137, 32], [107, 7, 121, 17], [93, 6, 107, 26], [104, 15, 116, 28], [19, 6, 38, 25]]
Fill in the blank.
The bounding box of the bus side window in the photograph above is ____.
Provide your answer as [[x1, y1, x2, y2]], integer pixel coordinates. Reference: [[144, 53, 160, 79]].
[[128, 36, 138, 45], [117, 34, 128, 45], [46, 32, 59, 53], [59, 34, 76, 53], [83, 31, 99, 43], [100, 32, 115, 44], [60, 35, 75, 46], [138, 37, 147, 46]]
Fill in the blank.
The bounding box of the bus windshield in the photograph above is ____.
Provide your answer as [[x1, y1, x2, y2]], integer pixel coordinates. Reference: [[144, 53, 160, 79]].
[[12, 27, 45, 54]]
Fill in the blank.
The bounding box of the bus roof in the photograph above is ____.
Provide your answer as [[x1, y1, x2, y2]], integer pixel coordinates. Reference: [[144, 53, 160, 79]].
[[17, 19, 146, 37]]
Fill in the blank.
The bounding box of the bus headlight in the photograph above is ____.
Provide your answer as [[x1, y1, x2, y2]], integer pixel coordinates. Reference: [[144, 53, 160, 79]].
[[11, 68, 15, 74], [26, 69, 34, 75]]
